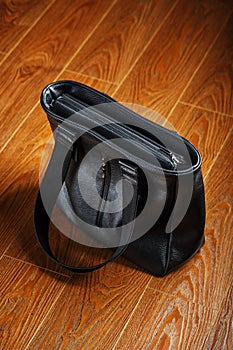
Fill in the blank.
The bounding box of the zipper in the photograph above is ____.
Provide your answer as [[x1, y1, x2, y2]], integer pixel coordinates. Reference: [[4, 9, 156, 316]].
[[54, 93, 184, 168], [95, 161, 111, 228]]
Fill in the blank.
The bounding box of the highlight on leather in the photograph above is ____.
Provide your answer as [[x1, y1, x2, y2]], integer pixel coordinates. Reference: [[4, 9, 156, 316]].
[[34, 80, 205, 276]]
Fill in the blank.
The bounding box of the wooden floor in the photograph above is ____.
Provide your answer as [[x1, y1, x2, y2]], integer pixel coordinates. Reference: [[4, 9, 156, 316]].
[[0, 0, 233, 349]]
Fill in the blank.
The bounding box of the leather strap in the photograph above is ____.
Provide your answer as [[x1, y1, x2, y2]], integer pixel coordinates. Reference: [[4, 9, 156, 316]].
[[34, 131, 138, 272]]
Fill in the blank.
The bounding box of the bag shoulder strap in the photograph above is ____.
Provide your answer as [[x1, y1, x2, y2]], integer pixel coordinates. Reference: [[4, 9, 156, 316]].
[[34, 132, 139, 273]]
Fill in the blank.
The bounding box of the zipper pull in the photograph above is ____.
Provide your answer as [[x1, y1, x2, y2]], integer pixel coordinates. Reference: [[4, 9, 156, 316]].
[[171, 153, 184, 165]]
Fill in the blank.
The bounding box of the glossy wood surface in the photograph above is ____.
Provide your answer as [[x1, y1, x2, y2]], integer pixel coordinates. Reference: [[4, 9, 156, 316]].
[[0, 1, 232, 349], [182, 14, 233, 115]]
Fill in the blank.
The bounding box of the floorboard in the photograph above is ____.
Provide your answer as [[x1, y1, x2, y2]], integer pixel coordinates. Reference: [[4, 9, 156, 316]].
[[68, 0, 177, 84], [167, 104, 233, 176], [0, 256, 68, 350], [0, 0, 113, 147], [0, 0, 232, 348], [182, 13, 233, 116], [0, 0, 53, 53], [113, 0, 233, 117], [21, 264, 151, 350], [203, 283, 233, 350], [113, 288, 217, 350], [59, 70, 118, 95], [149, 125, 233, 310]]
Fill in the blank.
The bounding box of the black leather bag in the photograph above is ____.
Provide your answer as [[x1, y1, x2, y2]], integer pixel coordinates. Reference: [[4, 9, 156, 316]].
[[34, 80, 205, 276]]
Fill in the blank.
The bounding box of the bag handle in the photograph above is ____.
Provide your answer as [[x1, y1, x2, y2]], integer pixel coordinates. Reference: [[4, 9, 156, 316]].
[[34, 131, 139, 273]]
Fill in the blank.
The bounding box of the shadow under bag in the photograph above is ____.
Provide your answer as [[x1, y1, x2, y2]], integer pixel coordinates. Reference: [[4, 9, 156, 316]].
[[34, 80, 205, 276]]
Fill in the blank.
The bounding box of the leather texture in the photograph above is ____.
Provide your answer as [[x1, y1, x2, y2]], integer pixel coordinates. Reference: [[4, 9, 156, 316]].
[[34, 80, 205, 276]]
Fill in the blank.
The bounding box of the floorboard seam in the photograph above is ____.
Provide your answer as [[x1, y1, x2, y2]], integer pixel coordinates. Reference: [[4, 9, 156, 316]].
[[0, 103, 40, 152], [56, 0, 118, 81], [0, 0, 56, 67], [111, 0, 180, 98], [204, 123, 233, 181], [24, 282, 68, 350], [179, 101, 233, 118], [3, 254, 72, 278], [111, 276, 153, 350], [0, 241, 15, 262], [202, 282, 233, 348], [146, 286, 220, 312], [65, 69, 119, 86], [166, 11, 233, 121], [0, 0, 118, 154]]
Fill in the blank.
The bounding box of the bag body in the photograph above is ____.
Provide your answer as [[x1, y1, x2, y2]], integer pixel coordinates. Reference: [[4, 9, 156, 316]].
[[34, 80, 205, 276]]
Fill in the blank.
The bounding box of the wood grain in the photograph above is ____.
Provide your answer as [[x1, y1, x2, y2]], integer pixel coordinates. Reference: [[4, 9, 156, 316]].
[[113, 0, 233, 117], [182, 13, 233, 116], [0, 52, 5, 64], [167, 104, 233, 177], [0, 0, 52, 53], [149, 127, 233, 310], [0, 1, 232, 348], [113, 288, 217, 350], [0, 0, 113, 148], [204, 284, 233, 350], [68, 0, 176, 84], [59, 69, 118, 95], [0, 256, 69, 349], [21, 262, 151, 350]]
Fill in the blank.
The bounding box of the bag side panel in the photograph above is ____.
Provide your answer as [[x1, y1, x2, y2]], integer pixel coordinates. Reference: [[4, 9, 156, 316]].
[[166, 170, 205, 274]]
